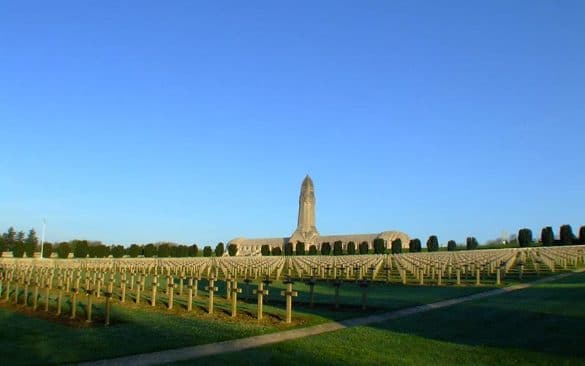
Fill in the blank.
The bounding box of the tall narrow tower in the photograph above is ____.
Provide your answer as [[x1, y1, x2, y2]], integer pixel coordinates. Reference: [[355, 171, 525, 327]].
[[289, 175, 319, 246]]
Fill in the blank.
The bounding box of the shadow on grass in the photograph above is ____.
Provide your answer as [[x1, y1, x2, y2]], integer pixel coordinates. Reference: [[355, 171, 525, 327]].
[[367, 273, 585, 358], [4, 273, 577, 366]]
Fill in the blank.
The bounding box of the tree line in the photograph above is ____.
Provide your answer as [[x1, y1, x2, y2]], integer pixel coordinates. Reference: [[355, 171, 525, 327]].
[[1, 223, 583, 258], [261, 224, 585, 256], [0, 227, 232, 259], [264, 238, 404, 256]]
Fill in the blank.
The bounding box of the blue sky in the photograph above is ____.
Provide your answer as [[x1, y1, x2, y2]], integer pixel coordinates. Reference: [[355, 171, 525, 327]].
[[1, 1, 584, 246]]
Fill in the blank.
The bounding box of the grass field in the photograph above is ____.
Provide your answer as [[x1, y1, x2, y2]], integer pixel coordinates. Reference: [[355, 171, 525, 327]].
[[0, 280, 488, 365], [179, 272, 585, 366]]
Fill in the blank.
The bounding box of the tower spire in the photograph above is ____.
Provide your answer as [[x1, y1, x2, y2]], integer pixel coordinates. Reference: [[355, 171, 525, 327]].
[[290, 175, 319, 245]]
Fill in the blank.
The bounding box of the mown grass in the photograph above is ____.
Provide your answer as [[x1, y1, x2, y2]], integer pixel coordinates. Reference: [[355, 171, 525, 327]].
[[182, 272, 585, 366], [0, 279, 487, 365]]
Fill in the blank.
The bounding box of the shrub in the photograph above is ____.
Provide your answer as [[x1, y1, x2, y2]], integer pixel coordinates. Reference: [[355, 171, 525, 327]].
[[13, 242, 25, 257], [560, 225, 575, 245], [215, 242, 225, 257], [391, 238, 402, 254], [466, 237, 478, 250], [24, 229, 38, 257], [94, 244, 108, 258], [228, 244, 238, 256], [427, 235, 439, 252], [373, 238, 386, 254], [42, 243, 53, 258], [358, 241, 369, 254], [346, 241, 356, 255], [308, 245, 317, 255], [72, 240, 89, 258], [179, 245, 189, 257], [579, 226, 585, 245], [321, 242, 331, 255], [447, 240, 457, 251], [144, 243, 157, 257], [541, 227, 554, 247], [57, 242, 71, 258], [409, 239, 422, 253], [284, 242, 293, 256], [203, 246, 212, 257], [333, 241, 343, 255], [188, 244, 198, 257], [295, 241, 305, 255], [158, 243, 171, 257], [170, 245, 178, 257], [271, 247, 282, 256], [127, 244, 141, 258], [111, 245, 125, 258], [261, 245, 270, 256], [518, 228, 533, 247]]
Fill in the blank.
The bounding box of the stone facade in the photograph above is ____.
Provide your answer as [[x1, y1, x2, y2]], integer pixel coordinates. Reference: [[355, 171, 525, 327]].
[[228, 175, 409, 256]]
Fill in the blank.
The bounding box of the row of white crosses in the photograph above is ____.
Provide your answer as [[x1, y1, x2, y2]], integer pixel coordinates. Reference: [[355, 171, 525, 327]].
[[0, 246, 583, 325], [0, 256, 301, 324], [286, 246, 585, 286]]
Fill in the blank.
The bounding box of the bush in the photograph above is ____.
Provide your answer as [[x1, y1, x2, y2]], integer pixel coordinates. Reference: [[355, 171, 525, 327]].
[[187, 244, 198, 257], [427, 235, 439, 252], [228, 244, 238, 256], [24, 229, 37, 257], [373, 238, 386, 254], [308, 245, 317, 255], [143, 243, 156, 257], [170, 245, 178, 257], [57, 242, 71, 258], [179, 245, 189, 257], [203, 246, 212, 257], [72, 240, 89, 258], [518, 228, 533, 247], [295, 241, 305, 255], [158, 243, 171, 257], [346, 241, 356, 255], [111, 245, 125, 258], [391, 238, 402, 254], [333, 241, 343, 255], [13, 242, 24, 257], [321, 242, 331, 255], [579, 226, 585, 245], [358, 241, 369, 254], [284, 242, 293, 256], [271, 247, 282, 256], [447, 240, 457, 251], [466, 237, 478, 250], [42, 243, 53, 258], [409, 239, 422, 253], [261, 245, 270, 256], [93, 244, 108, 258], [541, 227, 554, 247], [560, 225, 575, 245], [215, 242, 225, 257], [127, 244, 141, 258]]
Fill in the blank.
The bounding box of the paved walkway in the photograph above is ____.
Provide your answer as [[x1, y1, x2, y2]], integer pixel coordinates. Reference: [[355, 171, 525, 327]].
[[74, 269, 583, 366]]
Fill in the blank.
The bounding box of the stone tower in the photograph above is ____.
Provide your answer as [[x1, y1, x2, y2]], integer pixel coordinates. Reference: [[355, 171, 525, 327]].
[[289, 175, 319, 246]]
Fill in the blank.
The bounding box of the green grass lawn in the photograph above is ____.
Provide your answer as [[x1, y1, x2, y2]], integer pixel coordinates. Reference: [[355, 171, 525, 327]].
[[181, 272, 585, 366], [0, 279, 487, 365]]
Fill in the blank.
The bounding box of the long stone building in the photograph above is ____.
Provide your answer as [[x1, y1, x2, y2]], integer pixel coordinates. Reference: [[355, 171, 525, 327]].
[[229, 176, 409, 256]]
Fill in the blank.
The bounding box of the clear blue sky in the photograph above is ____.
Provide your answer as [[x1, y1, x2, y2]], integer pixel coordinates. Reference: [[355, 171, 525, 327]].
[[1, 1, 584, 247]]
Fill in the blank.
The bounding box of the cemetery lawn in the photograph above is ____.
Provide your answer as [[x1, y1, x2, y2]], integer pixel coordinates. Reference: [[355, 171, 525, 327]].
[[181, 272, 585, 366], [0, 283, 487, 365]]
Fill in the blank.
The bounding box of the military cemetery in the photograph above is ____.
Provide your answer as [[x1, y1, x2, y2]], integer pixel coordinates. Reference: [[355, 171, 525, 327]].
[[3, 2, 584, 365], [1, 176, 584, 365]]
